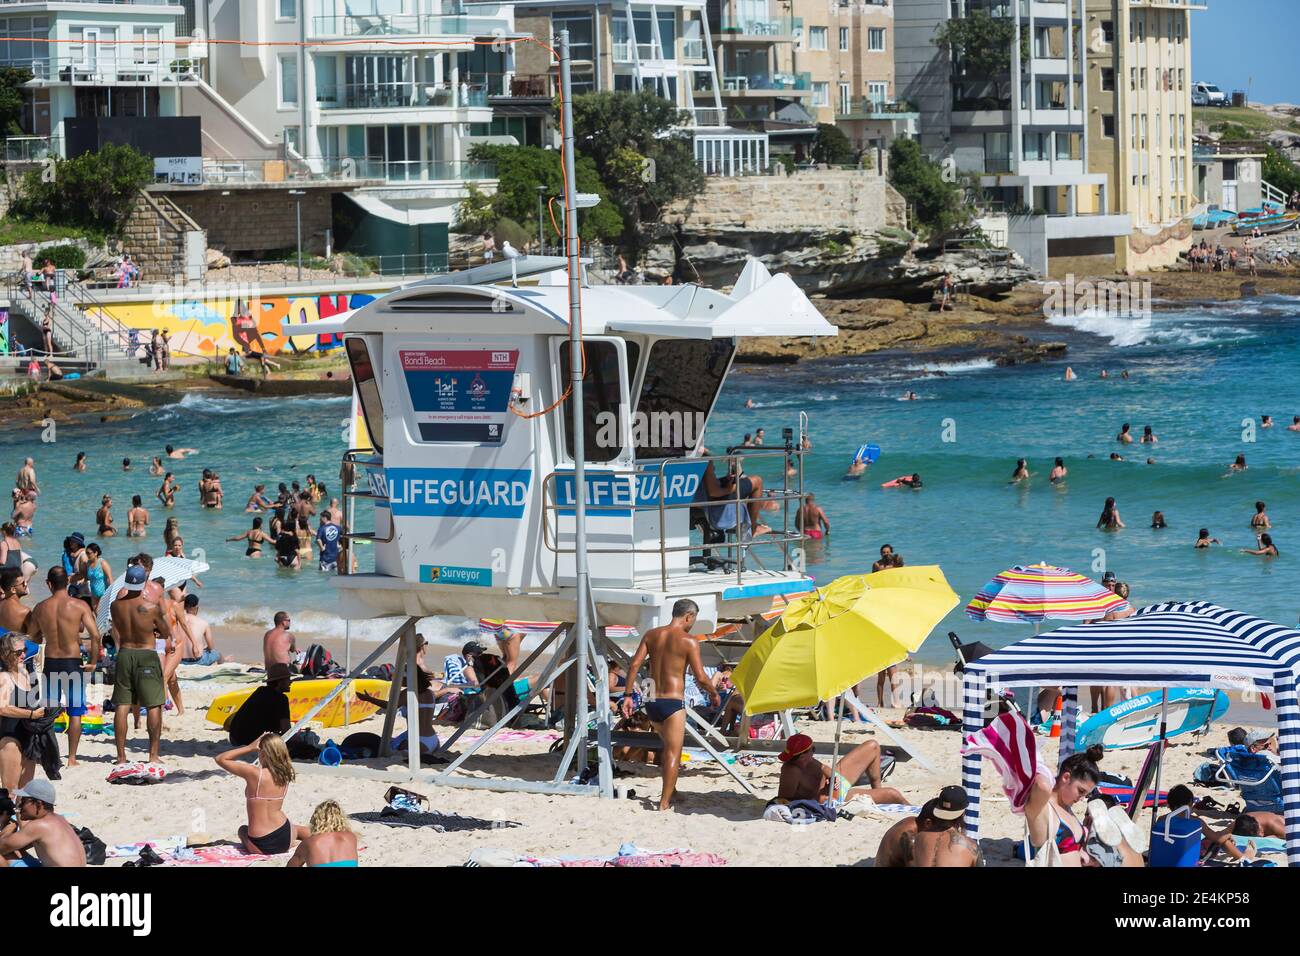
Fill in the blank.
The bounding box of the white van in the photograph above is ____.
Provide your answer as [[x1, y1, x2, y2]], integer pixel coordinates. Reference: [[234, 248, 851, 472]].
[[1192, 82, 1228, 107]]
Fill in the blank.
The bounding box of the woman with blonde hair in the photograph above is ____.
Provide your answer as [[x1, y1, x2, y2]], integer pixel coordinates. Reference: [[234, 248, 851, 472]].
[[0, 633, 42, 791], [216, 733, 309, 855], [287, 799, 359, 867]]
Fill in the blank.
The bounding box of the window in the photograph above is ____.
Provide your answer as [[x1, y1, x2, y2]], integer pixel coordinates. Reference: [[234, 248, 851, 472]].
[[1170, 156, 1177, 187], [1133, 12, 1145, 42], [1102, 114, 1115, 137], [839, 81, 850, 114], [279, 54, 298, 106], [634, 340, 734, 460], [1177, 68, 1184, 91], [1140, 114, 1147, 147], [1101, 68, 1114, 92], [1101, 20, 1114, 44], [812, 81, 829, 107], [809, 26, 827, 51], [278, 0, 296, 19], [1023, 131, 1049, 161], [1055, 132, 1080, 161], [284, 125, 300, 153], [1130, 114, 1137, 147], [1139, 68, 1147, 90], [1129, 68, 1136, 91], [839, 26, 849, 51], [345, 338, 384, 453], [559, 340, 624, 463], [868, 27, 885, 51], [131, 26, 161, 65]]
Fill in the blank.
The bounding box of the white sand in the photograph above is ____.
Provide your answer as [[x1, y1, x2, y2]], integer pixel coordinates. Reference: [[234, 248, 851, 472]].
[[47, 676, 1285, 867]]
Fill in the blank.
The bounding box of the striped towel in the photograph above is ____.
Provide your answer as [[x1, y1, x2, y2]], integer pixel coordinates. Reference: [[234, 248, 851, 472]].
[[960, 711, 1052, 814]]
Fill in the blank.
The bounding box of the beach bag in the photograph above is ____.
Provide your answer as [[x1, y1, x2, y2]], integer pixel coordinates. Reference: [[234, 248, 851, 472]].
[[786, 800, 837, 823], [300, 643, 336, 678], [341, 732, 383, 759], [107, 763, 166, 785], [286, 729, 323, 761], [365, 664, 394, 681], [76, 826, 107, 866]]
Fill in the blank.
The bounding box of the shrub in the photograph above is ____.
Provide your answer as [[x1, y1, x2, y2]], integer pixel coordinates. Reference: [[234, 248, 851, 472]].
[[34, 243, 86, 271], [13, 143, 153, 237]]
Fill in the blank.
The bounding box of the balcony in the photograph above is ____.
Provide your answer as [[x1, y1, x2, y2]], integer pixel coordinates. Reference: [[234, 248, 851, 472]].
[[309, 14, 509, 38], [836, 98, 919, 119], [722, 72, 812, 94], [316, 82, 488, 111], [20, 56, 200, 85], [2, 135, 62, 163], [359, 159, 497, 184], [195, 156, 386, 187], [718, 16, 801, 41]]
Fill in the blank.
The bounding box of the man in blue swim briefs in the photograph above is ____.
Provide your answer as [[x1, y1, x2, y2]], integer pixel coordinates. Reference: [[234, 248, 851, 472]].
[[621, 599, 719, 811]]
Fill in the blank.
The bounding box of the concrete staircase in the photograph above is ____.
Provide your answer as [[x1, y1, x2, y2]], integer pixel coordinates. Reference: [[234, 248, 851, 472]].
[[4, 275, 142, 376]]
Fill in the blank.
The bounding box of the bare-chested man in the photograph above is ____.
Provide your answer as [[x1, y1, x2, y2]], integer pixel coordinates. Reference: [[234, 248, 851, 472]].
[[796, 493, 830, 538], [620, 599, 719, 811], [12, 491, 36, 538], [15, 458, 38, 498], [109, 564, 171, 764], [776, 732, 906, 807], [0, 780, 85, 867], [165, 444, 198, 460], [0, 569, 32, 634], [28, 567, 100, 766], [263, 610, 296, 672], [875, 786, 978, 867]]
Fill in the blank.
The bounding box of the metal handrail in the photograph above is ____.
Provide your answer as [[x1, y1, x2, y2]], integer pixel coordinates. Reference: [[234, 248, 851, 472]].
[[340, 448, 393, 544], [4, 275, 100, 367], [540, 446, 808, 590], [62, 275, 136, 360]]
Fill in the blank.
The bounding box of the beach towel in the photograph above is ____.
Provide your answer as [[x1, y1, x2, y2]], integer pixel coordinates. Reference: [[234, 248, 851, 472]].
[[459, 729, 561, 746], [162, 845, 277, 867], [961, 710, 1052, 814], [1235, 835, 1286, 854], [839, 798, 923, 819], [106, 835, 186, 859], [350, 808, 520, 832], [107, 763, 167, 785]]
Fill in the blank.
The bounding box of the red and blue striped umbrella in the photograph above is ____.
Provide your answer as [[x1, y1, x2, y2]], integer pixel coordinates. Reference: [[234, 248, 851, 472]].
[[965, 563, 1129, 624]]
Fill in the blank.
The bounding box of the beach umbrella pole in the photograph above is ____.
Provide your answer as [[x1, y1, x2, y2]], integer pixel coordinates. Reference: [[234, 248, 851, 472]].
[[828, 693, 845, 808], [1149, 689, 1169, 837]]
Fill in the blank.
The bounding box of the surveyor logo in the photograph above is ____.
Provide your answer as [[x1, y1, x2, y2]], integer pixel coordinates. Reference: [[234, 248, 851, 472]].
[[49, 887, 152, 936]]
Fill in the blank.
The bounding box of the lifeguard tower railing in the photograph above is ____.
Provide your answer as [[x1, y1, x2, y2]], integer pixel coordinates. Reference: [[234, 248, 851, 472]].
[[540, 446, 808, 590]]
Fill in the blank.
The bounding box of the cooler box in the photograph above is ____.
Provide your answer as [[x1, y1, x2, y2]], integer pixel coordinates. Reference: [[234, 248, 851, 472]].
[[1149, 810, 1201, 867]]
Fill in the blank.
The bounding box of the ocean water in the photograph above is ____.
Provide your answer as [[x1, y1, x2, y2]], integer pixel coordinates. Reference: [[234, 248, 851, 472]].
[[2, 294, 1298, 662]]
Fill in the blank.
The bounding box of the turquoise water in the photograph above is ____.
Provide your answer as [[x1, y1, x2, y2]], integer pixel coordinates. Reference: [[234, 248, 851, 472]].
[[2, 294, 1298, 660]]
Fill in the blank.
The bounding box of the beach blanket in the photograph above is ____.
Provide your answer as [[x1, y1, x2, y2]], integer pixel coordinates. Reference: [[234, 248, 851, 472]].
[[459, 729, 561, 746], [961, 711, 1052, 814], [161, 845, 278, 867], [838, 798, 923, 820], [351, 808, 520, 832], [107, 763, 167, 785], [176, 664, 261, 683], [467, 844, 727, 867], [1235, 835, 1286, 854], [106, 836, 186, 859]]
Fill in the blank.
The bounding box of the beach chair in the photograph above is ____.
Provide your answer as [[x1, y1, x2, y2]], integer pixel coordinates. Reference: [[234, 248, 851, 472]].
[[1208, 745, 1282, 812]]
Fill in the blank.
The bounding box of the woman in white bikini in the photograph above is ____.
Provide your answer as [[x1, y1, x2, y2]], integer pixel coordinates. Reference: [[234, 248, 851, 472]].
[[216, 733, 309, 856]]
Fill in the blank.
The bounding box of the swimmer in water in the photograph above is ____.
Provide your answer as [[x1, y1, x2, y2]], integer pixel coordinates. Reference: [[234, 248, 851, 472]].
[[846, 458, 867, 479], [1251, 501, 1271, 530], [1109, 452, 1124, 461], [1151, 511, 1167, 529], [166, 444, 199, 460], [1117, 423, 1133, 444], [1049, 457, 1067, 483], [1194, 528, 1220, 548], [1242, 533, 1279, 557], [883, 473, 922, 489], [1063, 367, 1076, 381], [1141, 425, 1157, 444], [796, 494, 830, 539], [1227, 454, 1247, 474], [1097, 497, 1124, 530], [1100, 370, 1109, 379], [871, 544, 896, 572], [1261, 415, 1273, 429], [1009, 459, 1030, 483], [1289, 416, 1300, 432], [744, 399, 755, 409]]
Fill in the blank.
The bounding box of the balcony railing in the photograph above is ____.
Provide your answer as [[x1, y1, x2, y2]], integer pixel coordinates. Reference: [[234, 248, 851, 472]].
[[2, 135, 62, 163], [14, 56, 200, 84], [691, 106, 726, 127], [837, 97, 918, 116], [722, 72, 811, 92], [369, 159, 497, 183], [310, 14, 509, 38], [316, 82, 488, 110], [195, 156, 496, 186], [719, 16, 801, 37]]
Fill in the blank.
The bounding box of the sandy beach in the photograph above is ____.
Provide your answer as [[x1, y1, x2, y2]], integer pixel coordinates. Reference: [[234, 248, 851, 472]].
[[43, 658, 1282, 868]]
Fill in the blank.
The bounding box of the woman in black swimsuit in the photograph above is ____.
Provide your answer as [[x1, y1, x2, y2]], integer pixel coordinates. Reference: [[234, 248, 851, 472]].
[[227, 517, 268, 558], [216, 733, 308, 856]]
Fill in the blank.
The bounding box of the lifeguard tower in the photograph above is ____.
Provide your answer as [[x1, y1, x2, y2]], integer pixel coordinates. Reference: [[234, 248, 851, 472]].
[[280, 31, 839, 798]]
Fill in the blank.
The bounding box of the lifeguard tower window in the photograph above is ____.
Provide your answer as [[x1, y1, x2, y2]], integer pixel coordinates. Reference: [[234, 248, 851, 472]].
[[635, 339, 735, 459], [558, 340, 632, 463], [345, 338, 384, 453]]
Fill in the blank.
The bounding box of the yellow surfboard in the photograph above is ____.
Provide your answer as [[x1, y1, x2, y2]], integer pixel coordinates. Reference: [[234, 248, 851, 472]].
[[205, 678, 392, 730]]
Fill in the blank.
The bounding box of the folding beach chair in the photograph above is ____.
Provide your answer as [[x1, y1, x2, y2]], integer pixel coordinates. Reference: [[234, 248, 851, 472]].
[[1209, 745, 1282, 812]]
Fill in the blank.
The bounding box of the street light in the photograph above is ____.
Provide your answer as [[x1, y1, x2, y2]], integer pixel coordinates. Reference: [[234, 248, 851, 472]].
[[289, 189, 306, 281], [536, 184, 546, 254]]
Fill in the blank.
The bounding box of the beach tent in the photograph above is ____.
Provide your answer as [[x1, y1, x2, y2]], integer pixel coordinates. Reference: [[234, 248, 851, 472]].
[[958, 601, 1300, 865]]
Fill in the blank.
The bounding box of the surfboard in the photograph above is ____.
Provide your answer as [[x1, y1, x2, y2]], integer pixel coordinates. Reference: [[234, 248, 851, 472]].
[[853, 443, 881, 464], [1077, 688, 1230, 751], [204, 678, 392, 730]]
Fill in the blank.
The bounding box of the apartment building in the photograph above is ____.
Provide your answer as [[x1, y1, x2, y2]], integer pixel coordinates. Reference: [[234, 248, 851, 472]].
[[1085, 0, 1201, 271], [0, 0, 203, 162], [787, 0, 914, 151], [896, 0, 1130, 275]]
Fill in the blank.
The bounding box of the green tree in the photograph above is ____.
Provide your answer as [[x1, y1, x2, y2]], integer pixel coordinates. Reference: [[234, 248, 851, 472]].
[[13, 143, 153, 236], [0, 66, 32, 135], [888, 137, 968, 237], [934, 8, 1020, 106], [1262, 146, 1300, 197], [567, 90, 704, 251], [812, 123, 854, 165]]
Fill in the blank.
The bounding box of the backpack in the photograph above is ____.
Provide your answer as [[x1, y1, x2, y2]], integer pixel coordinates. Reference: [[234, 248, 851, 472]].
[[364, 664, 395, 681], [76, 825, 107, 866], [300, 643, 338, 678]]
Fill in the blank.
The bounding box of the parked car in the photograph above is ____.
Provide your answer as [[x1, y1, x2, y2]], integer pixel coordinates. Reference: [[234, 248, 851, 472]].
[[1192, 82, 1228, 107]]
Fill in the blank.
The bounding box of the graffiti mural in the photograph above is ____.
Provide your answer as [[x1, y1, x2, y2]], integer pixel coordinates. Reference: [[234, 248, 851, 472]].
[[88, 291, 380, 358]]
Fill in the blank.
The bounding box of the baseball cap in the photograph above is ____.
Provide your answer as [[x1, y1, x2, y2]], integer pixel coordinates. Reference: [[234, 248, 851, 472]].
[[928, 785, 969, 821], [70, 532, 85, 547], [462, 640, 487, 657], [1245, 729, 1275, 746], [778, 733, 815, 763], [16, 778, 56, 806], [122, 565, 147, 592]]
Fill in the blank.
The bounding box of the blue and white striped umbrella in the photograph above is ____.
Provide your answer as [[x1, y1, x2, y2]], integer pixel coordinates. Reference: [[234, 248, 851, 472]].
[[958, 602, 1300, 865], [95, 556, 209, 635]]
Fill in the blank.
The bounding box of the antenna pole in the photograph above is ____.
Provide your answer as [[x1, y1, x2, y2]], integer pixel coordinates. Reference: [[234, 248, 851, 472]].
[[558, 29, 602, 793]]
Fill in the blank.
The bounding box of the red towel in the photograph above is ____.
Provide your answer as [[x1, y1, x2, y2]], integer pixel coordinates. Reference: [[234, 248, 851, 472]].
[[961, 711, 1053, 814]]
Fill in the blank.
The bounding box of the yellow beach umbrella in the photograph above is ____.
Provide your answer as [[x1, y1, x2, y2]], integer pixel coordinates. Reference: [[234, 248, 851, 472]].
[[733, 566, 959, 715]]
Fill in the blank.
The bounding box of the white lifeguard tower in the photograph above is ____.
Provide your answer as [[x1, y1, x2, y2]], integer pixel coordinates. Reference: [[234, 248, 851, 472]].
[[280, 31, 839, 798]]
